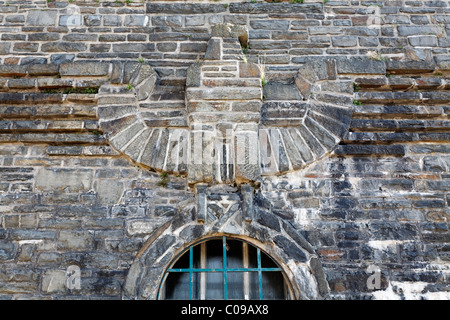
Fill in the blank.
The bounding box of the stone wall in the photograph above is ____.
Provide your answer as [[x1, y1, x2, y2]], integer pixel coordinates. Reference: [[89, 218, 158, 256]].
[[0, 0, 449, 300]]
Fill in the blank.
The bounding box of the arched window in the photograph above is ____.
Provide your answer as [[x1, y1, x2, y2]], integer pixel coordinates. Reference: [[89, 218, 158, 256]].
[[158, 236, 292, 300]]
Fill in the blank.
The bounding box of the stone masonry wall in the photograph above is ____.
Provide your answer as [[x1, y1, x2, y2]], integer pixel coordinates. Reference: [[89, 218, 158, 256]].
[[0, 0, 449, 300]]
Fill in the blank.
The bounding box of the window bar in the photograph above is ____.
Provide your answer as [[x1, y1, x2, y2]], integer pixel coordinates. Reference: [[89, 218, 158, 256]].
[[243, 242, 250, 300], [200, 242, 206, 300], [189, 246, 193, 300], [257, 247, 263, 300], [223, 236, 228, 300]]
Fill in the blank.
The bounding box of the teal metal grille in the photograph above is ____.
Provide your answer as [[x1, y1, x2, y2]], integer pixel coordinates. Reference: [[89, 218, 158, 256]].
[[165, 236, 283, 300]]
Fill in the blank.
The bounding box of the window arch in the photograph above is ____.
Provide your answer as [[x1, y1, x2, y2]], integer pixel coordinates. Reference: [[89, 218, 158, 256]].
[[158, 236, 293, 300]]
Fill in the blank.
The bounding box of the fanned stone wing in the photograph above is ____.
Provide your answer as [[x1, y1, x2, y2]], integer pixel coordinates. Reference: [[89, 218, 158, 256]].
[[260, 57, 354, 175]]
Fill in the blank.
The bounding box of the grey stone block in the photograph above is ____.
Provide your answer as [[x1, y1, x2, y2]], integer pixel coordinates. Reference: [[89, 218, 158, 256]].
[[304, 116, 337, 150], [204, 38, 221, 60], [27, 10, 57, 26], [124, 15, 148, 27], [263, 83, 302, 101], [147, 3, 227, 14], [398, 25, 443, 36], [104, 15, 122, 26], [186, 87, 262, 101], [250, 20, 290, 30], [0, 43, 11, 54], [35, 168, 93, 193], [58, 230, 94, 250], [229, 3, 322, 14], [113, 43, 155, 53], [60, 62, 110, 76], [336, 57, 386, 74], [408, 35, 438, 47], [332, 36, 358, 47], [59, 15, 82, 26], [84, 15, 102, 27], [185, 15, 205, 26], [41, 42, 87, 52], [50, 54, 75, 65], [273, 235, 307, 262], [110, 121, 146, 151]]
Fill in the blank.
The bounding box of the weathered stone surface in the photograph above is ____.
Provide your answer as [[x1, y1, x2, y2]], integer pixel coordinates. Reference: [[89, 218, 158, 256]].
[[273, 235, 307, 262], [229, 3, 322, 14], [147, 3, 227, 14], [110, 121, 146, 151], [60, 62, 110, 76], [204, 38, 221, 60], [186, 62, 201, 87], [263, 83, 302, 101], [336, 57, 386, 74], [41, 42, 87, 52], [58, 230, 93, 250], [27, 10, 57, 26], [35, 168, 93, 193], [187, 87, 262, 101], [41, 270, 66, 293]]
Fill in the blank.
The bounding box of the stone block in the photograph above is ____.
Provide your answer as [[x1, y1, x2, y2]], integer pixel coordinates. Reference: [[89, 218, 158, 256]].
[[0, 42, 11, 54], [235, 131, 261, 182], [13, 42, 39, 53], [41, 270, 66, 294], [84, 15, 102, 26], [185, 15, 205, 26], [59, 15, 82, 26], [60, 62, 110, 76], [250, 20, 290, 30], [336, 57, 386, 74], [7, 79, 35, 89], [35, 168, 93, 193], [156, 42, 177, 52], [263, 83, 302, 101], [27, 64, 59, 76], [96, 179, 124, 205], [113, 43, 155, 53], [124, 15, 148, 27], [126, 219, 168, 236], [147, 3, 227, 14], [27, 10, 57, 26], [50, 54, 75, 65], [229, 3, 322, 14], [37, 78, 73, 89], [0, 240, 16, 261], [279, 129, 304, 169], [0, 65, 28, 77], [332, 36, 358, 47], [186, 87, 262, 101], [104, 15, 122, 26], [151, 15, 182, 27], [273, 235, 307, 262], [334, 145, 406, 156], [204, 38, 222, 60], [239, 62, 261, 78], [398, 25, 443, 36], [58, 230, 94, 250], [41, 42, 87, 52], [98, 105, 138, 121], [408, 36, 438, 47], [110, 121, 146, 151]]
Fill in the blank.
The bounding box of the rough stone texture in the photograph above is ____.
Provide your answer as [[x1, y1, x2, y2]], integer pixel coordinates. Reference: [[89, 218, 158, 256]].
[[0, 0, 449, 302]]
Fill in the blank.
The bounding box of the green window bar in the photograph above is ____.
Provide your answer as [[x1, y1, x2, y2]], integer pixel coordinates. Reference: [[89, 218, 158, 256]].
[[167, 236, 282, 300]]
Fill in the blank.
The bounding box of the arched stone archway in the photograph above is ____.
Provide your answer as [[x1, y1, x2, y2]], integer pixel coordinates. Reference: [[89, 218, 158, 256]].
[[123, 188, 329, 300]]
